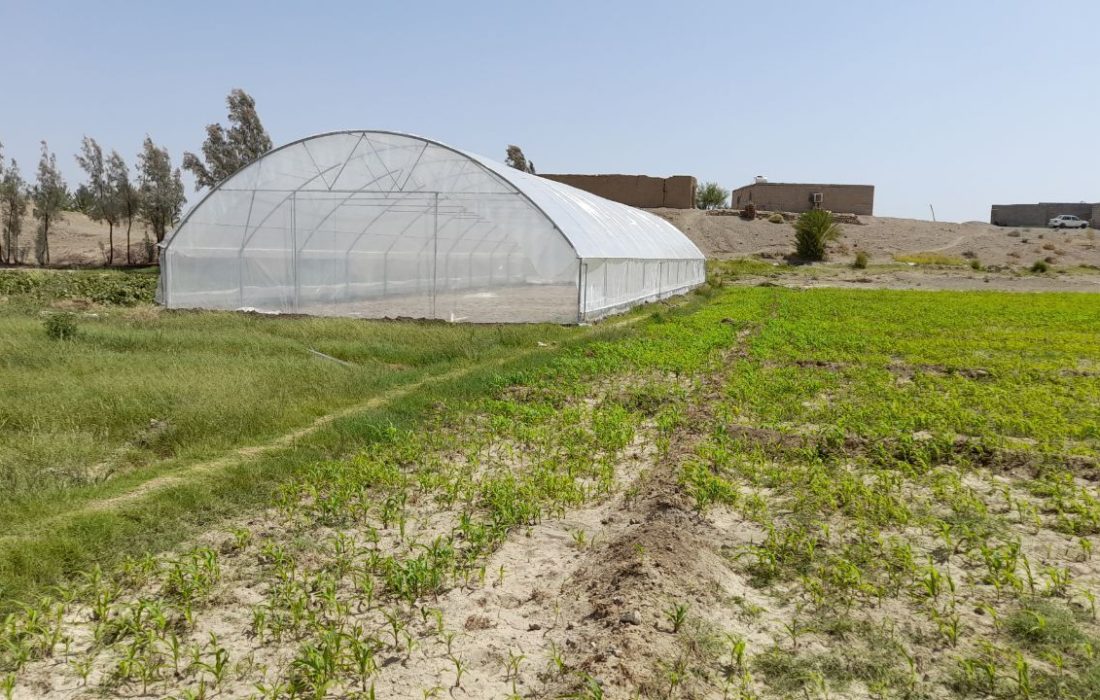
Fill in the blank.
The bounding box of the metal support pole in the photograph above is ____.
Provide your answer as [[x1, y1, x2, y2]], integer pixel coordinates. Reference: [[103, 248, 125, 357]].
[[431, 192, 439, 319], [578, 262, 587, 323], [291, 192, 299, 312]]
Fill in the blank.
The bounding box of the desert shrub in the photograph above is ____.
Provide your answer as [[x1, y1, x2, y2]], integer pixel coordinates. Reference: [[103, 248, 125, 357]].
[[1031, 260, 1049, 273], [852, 251, 869, 269], [1007, 231, 1020, 237], [44, 312, 78, 340], [767, 213, 785, 224], [969, 258, 982, 270], [793, 210, 841, 262], [696, 182, 728, 210]]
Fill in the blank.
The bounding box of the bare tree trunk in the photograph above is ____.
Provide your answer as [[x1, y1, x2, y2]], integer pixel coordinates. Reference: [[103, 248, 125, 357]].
[[107, 222, 114, 266], [126, 217, 133, 265]]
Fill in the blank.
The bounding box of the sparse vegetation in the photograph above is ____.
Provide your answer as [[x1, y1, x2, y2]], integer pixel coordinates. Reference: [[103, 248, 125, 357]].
[[893, 252, 967, 266], [695, 182, 728, 210], [793, 209, 841, 261], [767, 212, 784, 224], [852, 250, 869, 269], [1031, 259, 1050, 273]]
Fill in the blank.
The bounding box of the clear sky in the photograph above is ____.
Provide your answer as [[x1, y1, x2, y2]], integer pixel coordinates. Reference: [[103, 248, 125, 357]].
[[1, 0, 1097, 223]]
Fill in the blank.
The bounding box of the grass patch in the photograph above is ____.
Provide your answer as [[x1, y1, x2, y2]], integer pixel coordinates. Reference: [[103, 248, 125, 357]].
[[892, 252, 968, 266]]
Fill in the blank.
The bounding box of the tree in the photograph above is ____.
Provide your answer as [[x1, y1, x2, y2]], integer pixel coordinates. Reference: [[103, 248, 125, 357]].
[[793, 209, 841, 262], [71, 184, 96, 214], [182, 88, 272, 190], [505, 145, 535, 174], [1, 157, 29, 265], [138, 137, 185, 256], [33, 142, 67, 265], [76, 137, 122, 265], [107, 151, 140, 265], [695, 181, 728, 210]]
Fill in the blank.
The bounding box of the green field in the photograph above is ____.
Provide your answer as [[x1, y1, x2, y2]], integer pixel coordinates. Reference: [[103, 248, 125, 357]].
[[1, 270, 1099, 699]]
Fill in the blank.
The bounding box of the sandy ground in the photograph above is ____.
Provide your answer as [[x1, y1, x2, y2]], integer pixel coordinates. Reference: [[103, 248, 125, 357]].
[[728, 266, 1100, 293], [649, 208, 1100, 270], [5, 211, 154, 265]]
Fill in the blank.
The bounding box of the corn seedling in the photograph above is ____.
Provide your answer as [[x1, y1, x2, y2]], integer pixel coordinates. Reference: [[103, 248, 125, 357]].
[[666, 602, 690, 633]]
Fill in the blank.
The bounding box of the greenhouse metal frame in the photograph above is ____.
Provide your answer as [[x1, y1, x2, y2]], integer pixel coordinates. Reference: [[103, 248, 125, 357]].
[[160, 130, 705, 323]]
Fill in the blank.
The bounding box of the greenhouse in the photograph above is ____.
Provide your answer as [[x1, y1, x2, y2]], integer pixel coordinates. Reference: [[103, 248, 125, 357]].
[[160, 130, 705, 323]]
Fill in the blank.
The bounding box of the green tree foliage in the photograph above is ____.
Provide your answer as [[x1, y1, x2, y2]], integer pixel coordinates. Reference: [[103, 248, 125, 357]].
[[138, 137, 186, 253], [183, 89, 273, 190], [0, 159, 28, 264], [76, 137, 123, 265], [106, 151, 140, 265], [695, 182, 728, 210], [71, 184, 96, 214], [504, 145, 535, 174], [793, 209, 841, 261], [33, 142, 67, 266], [0, 144, 28, 264]]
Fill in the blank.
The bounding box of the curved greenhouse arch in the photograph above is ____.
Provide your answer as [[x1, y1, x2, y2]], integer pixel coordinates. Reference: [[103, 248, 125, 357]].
[[161, 131, 704, 323]]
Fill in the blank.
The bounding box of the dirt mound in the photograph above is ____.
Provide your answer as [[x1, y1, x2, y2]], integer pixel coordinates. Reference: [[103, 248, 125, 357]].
[[649, 208, 1100, 268]]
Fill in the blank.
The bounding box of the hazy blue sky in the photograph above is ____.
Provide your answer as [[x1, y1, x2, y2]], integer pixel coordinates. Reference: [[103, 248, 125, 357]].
[[1, 0, 1096, 222]]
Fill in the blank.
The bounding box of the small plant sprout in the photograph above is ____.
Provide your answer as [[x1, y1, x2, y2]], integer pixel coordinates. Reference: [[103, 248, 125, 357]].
[[570, 528, 588, 550], [665, 602, 689, 633], [448, 653, 466, 689], [231, 527, 253, 550], [726, 633, 747, 670], [505, 648, 526, 692], [548, 641, 568, 678]]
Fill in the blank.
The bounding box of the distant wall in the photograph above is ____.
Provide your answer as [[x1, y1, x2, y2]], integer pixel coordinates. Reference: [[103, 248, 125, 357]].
[[730, 183, 874, 215], [539, 174, 697, 209], [990, 203, 1096, 227]]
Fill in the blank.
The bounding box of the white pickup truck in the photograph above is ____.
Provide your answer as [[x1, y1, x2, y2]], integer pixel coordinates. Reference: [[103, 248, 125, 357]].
[[1048, 214, 1089, 229]]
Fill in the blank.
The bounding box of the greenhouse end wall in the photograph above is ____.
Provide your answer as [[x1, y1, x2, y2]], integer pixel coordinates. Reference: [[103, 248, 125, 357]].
[[161, 131, 704, 324], [580, 258, 704, 320]]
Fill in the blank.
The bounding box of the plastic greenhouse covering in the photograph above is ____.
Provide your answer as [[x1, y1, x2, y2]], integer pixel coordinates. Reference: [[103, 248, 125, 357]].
[[160, 131, 705, 323]]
